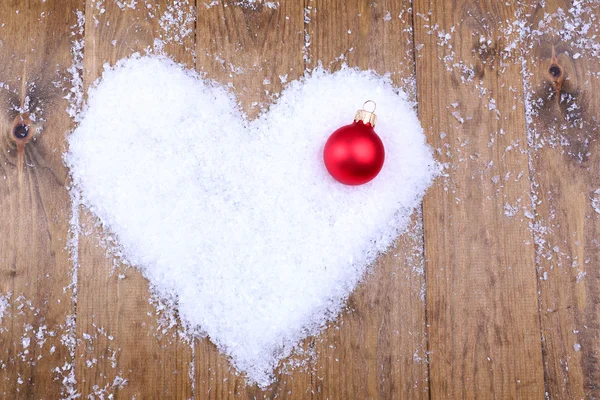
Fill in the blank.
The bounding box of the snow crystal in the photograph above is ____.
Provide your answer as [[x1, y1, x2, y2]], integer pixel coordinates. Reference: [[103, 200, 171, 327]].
[[203, 0, 279, 10], [113, 0, 137, 10], [157, 0, 195, 46], [503, 201, 520, 218], [451, 111, 464, 124], [592, 189, 600, 214], [66, 10, 85, 120], [0, 293, 9, 327], [66, 55, 437, 387]]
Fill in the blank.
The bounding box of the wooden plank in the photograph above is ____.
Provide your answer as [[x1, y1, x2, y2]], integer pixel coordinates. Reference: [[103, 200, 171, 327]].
[[522, 1, 600, 397], [74, 1, 196, 398], [413, 0, 546, 398], [0, 1, 81, 398], [194, 1, 310, 398], [305, 1, 430, 399]]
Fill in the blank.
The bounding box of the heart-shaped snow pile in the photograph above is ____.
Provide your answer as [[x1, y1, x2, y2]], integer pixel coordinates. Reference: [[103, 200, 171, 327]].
[[67, 55, 436, 386]]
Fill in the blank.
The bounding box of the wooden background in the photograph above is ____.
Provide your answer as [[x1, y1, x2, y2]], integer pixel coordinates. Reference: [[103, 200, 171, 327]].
[[0, 0, 599, 398]]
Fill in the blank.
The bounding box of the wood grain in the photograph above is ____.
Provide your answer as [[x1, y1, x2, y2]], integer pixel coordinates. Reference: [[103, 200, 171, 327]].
[[305, 1, 430, 399], [74, 1, 195, 398], [194, 2, 311, 398], [522, 1, 600, 398], [413, 0, 546, 397], [0, 1, 80, 398], [196, 0, 305, 118]]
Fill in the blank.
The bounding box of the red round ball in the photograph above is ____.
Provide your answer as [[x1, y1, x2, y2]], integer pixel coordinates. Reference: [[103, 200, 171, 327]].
[[323, 121, 385, 185]]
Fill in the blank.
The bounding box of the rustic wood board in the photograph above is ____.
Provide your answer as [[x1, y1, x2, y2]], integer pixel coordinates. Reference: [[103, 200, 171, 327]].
[[1, 0, 600, 398], [0, 1, 80, 398], [305, 1, 430, 399], [413, 0, 546, 397], [74, 1, 195, 399], [522, 0, 600, 398], [194, 2, 313, 398]]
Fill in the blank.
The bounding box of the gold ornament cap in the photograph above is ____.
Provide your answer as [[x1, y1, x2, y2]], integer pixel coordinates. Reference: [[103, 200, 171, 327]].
[[354, 100, 377, 127]]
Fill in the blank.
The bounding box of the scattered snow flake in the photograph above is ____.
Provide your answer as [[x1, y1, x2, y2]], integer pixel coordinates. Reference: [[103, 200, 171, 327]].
[[451, 111, 464, 123], [591, 189, 600, 214]]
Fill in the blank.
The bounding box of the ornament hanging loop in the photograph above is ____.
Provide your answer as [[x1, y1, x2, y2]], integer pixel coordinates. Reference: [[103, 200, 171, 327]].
[[363, 100, 376, 113], [355, 100, 377, 127]]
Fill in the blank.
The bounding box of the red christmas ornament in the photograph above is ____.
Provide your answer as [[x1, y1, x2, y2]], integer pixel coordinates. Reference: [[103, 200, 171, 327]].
[[323, 101, 385, 185]]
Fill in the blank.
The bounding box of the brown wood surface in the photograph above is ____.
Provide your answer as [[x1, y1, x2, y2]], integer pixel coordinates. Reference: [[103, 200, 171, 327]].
[[1, 0, 599, 399], [74, 1, 195, 399], [305, 1, 429, 399], [0, 1, 80, 398], [523, 1, 600, 398], [413, 0, 546, 398], [194, 2, 311, 399]]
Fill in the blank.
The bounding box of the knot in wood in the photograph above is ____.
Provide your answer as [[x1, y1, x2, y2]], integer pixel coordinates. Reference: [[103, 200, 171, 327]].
[[548, 64, 562, 79], [10, 114, 33, 145], [13, 123, 29, 140]]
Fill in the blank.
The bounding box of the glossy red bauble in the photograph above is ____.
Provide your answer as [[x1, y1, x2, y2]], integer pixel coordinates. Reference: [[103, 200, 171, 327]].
[[323, 121, 385, 186]]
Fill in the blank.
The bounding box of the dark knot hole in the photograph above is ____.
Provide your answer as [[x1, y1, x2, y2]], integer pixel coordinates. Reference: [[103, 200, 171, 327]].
[[549, 64, 562, 79], [13, 124, 29, 140]]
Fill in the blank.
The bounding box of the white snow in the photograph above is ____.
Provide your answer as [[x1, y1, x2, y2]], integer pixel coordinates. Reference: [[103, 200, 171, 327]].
[[157, 0, 195, 46], [592, 189, 600, 214], [66, 10, 85, 120], [66, 55, 437, 387], [203, 0, 279, 10], [0, 293, 9, 327]]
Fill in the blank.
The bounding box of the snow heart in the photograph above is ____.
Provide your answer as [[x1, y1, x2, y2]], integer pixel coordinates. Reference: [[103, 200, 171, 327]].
[[67, 55, 436, 387]]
